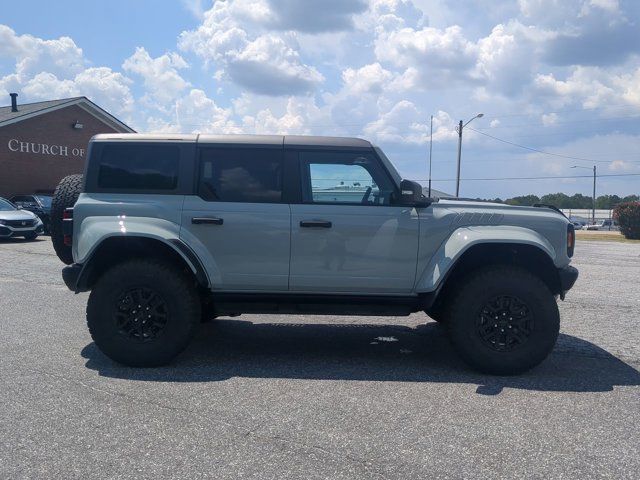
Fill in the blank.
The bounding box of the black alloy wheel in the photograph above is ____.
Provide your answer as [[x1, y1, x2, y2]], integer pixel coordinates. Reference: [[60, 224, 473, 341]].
[[115, 287, 169, 342], [476, 295, 533, 352]]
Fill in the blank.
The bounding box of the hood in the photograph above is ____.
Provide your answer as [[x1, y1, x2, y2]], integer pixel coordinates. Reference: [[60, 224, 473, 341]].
[[0, 209, 37, 221]]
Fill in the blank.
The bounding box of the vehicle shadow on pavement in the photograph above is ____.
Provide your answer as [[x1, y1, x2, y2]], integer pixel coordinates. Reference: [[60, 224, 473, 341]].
[[81, 319, 640, 395]]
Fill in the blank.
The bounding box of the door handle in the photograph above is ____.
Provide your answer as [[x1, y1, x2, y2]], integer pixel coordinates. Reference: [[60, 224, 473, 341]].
[[192, 217, 223, 225], [300, 220, 332, 228]]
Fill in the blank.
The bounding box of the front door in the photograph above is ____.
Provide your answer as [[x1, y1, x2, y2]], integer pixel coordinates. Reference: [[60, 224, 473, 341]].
[[289, 150, 420, 294], [181, 146, 290, 291]]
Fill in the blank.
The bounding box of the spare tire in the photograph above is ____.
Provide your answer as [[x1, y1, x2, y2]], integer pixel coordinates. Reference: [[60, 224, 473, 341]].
[[51, 174, 83, 265]]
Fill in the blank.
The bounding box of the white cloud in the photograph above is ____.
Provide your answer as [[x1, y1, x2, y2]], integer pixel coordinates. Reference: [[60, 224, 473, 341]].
[[123, 47, 190, 104], [20, 68, 134, 116], [534, 66, 640, 109], [267, 0, 367, 32], [608, 159, 636, 172], [341, 63, 393, 94], [176, 88, 241, 133], [178, 1, 324, 95], [0, 25, 85, 80], [541, 112, 558, 126], [374, 25, 478, 87]]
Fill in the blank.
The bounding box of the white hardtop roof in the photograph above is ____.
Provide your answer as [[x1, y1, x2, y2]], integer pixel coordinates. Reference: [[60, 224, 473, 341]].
[[91, 133, 372, 148]]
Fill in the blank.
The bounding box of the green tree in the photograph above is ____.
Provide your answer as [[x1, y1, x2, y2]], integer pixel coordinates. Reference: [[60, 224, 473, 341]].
[[540, 193, 571, 208], [596, 195, 621, 209], [505, 195, 540, 206], [622, 195, 640, 203]]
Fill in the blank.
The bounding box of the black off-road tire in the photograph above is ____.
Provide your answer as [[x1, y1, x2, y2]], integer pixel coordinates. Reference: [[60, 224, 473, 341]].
[[87, 259, 201, 367], [51, 174, 83, 264], [446, 265, 559, 375]]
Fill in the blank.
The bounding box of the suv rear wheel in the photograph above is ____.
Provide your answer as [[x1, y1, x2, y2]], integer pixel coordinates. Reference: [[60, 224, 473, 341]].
[[446, 265, 559, 375], [87, 258, 201, 367]]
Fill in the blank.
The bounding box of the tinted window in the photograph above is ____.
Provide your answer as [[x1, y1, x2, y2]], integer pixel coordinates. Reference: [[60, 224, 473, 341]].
[[98, 145, 179, 190], [35, 195, 52, 207], [12, 195, 33, 203], [300, 151, 395, 205], [198, 148, 283, 203], [0, 199, 16, 211]]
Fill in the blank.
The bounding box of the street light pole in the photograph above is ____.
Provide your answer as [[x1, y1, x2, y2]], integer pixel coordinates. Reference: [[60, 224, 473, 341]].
[[455, 120, 463, 197], [455, 113, 483, 198]]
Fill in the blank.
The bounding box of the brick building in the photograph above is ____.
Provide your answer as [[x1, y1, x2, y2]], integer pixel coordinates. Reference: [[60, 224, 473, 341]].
[[0, 93, 134, 198]]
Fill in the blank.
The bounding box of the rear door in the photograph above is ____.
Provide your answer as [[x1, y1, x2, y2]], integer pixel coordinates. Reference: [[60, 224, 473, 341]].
[[181, 144, 290, 291], [289, 149, 420, 294]]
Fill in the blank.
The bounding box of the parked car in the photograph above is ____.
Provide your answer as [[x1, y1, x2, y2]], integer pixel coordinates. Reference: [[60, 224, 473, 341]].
[[10, 194, 52, 233], [582, 220, 619, 231], [51, 133, 578, 375], [568, 216, 587, 228], [0, 197, 44, 240]]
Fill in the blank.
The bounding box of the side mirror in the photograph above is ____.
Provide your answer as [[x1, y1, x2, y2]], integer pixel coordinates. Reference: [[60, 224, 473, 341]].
[[396, 180, 435, 207]]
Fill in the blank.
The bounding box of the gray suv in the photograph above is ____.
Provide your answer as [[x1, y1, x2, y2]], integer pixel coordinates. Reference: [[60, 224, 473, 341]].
[[53, 134, 578, 374]]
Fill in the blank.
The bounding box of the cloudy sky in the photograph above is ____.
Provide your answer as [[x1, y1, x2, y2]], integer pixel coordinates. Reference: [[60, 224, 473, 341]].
[[2, 0, 639, 198]]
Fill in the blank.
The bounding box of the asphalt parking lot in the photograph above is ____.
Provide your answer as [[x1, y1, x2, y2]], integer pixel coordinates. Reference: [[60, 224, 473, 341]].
[[1, 238, 639, 479]]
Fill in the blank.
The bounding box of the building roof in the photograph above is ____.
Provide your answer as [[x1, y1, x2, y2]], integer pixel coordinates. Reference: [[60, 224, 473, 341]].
[[0, 96, 135, 133]]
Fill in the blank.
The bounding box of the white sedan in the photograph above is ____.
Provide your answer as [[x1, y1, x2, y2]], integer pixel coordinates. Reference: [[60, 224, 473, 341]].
[[0, 197, 44, 240]]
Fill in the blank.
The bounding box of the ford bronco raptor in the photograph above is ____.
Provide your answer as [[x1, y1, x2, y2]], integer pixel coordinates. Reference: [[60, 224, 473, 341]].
[[53, 134, 578, 374]]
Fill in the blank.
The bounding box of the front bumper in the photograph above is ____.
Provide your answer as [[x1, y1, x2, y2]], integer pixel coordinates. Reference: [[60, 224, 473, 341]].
[[62, 263, 82, 292], [0, 223, 44, 237], [558, 265, 579, 298]]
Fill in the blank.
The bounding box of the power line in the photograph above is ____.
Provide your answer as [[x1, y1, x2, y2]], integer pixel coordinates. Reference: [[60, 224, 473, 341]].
[[417, 173, 640, 182], [315, 173, 640, 182], [465, 127, 615, 164]]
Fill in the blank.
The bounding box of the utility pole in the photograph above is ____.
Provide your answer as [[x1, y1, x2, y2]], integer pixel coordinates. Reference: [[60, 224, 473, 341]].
[[455, 113, 483, 197], [592, 165, 597, 224], [428, 115, 433, 197]]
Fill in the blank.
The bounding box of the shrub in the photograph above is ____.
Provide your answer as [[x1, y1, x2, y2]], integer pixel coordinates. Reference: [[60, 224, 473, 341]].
[[613, 202, 640, 239]]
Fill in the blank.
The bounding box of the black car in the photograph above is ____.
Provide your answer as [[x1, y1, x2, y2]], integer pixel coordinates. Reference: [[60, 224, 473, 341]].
[[10, 194, 52, 233]]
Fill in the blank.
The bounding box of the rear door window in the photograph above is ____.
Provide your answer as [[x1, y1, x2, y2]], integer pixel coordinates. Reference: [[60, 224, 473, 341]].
[[97, 144, 179, 190], [198, 148, 283, 203]]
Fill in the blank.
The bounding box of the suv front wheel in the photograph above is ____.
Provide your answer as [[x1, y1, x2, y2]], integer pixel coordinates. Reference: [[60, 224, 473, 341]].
[[446, 265, 560, 375], [87, 259, 201, 367]]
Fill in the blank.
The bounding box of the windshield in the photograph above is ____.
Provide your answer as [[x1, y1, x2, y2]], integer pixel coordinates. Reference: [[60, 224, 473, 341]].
[[0, 199, 17, 211], [35, 195, 52, 207]]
